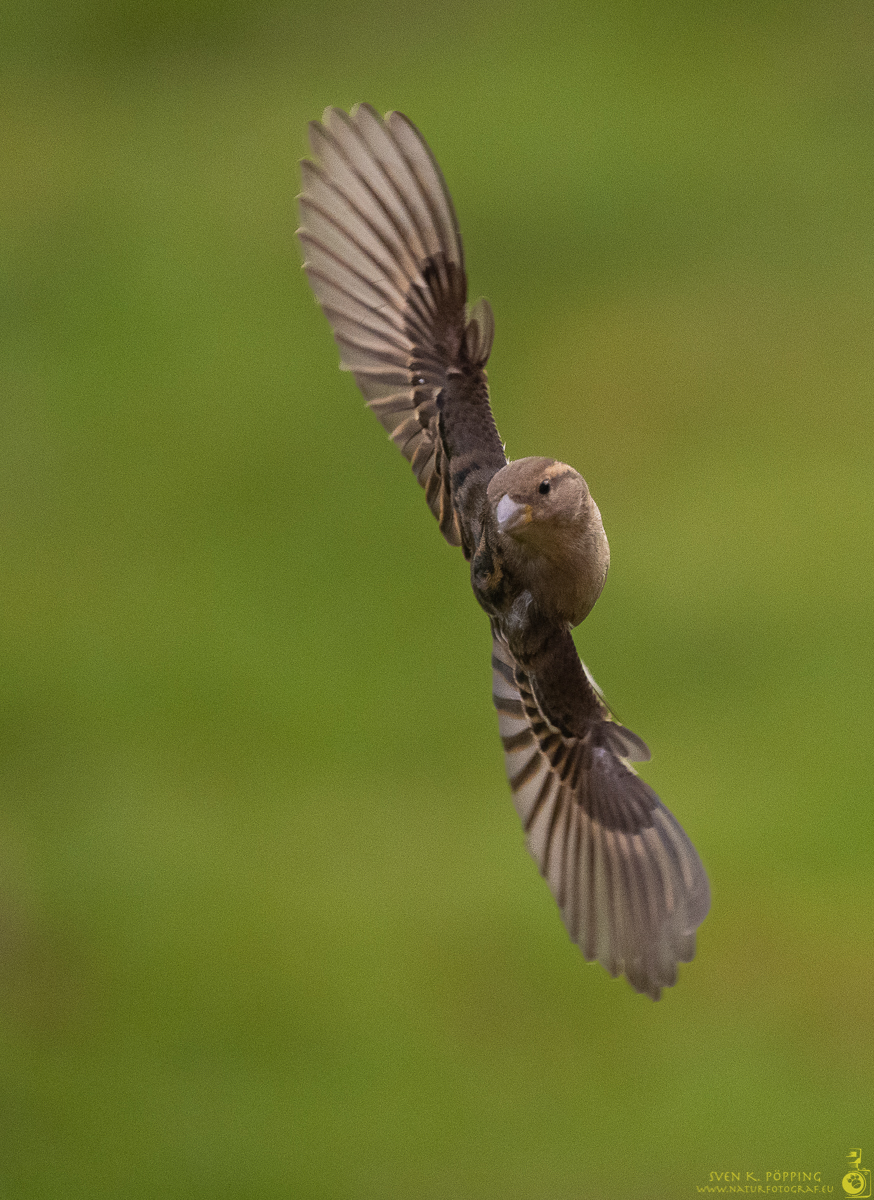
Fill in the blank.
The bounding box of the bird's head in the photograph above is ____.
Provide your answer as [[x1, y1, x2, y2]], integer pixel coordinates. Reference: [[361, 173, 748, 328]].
[[488, 457, 593, 541]]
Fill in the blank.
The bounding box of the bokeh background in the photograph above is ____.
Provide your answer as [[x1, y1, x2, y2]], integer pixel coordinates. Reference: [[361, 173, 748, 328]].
[[2, 1, 872, 1195]]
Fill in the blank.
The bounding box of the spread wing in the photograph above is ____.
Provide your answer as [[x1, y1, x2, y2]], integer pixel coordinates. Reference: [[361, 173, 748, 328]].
[[491, 634, 710, 999], [298, 104, 505, 551]]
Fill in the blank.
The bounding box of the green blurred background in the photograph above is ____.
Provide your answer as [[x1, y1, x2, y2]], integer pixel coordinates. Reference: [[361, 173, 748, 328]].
[[2, 1, 872, 1195]]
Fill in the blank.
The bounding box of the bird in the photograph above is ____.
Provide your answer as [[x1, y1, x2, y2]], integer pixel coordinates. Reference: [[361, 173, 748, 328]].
[[297, 104, 710, 999]]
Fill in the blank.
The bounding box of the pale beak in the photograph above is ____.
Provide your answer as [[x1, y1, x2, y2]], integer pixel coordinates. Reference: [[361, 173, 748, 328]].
[[495, 494, 532, 534]]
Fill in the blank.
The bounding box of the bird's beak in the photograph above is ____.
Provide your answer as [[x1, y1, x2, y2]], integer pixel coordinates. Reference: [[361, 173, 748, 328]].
[[496, 494, 532, 534]]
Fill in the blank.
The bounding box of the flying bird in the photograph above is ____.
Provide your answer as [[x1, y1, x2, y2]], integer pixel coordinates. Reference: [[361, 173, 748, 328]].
[[297, 104, 710, 999]]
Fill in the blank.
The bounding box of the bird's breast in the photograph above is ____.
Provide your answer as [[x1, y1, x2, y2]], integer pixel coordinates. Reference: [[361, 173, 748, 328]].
[[542, 532, 609, 627]]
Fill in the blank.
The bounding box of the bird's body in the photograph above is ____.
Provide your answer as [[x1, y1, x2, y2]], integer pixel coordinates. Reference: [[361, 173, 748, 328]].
[[298, 104, 710, 998], [481, 458, 610, 630]]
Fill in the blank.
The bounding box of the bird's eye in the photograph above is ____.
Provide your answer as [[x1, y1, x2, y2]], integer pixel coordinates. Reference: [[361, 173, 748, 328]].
[[538, 480, 551, 495]]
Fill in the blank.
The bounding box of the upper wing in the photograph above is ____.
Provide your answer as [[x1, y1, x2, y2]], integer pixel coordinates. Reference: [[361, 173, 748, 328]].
[[491, 633, 710, 999], [297, 104, 505, 550]]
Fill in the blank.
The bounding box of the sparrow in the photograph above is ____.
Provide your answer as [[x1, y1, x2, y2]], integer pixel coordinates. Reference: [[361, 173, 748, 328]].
[[297, 104, 710, 999]]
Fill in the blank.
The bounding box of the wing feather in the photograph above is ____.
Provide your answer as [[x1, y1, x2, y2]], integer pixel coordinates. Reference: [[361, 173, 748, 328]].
[[491, 636, 710, 999], [299, 104, 503, 548]]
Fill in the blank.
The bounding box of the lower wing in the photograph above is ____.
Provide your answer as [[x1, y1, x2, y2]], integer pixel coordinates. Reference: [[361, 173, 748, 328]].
[[491, 636, 710, 999]]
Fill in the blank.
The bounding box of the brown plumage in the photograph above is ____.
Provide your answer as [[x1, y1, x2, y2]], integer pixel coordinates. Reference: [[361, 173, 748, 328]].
[[297, 104, 710, 999]]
